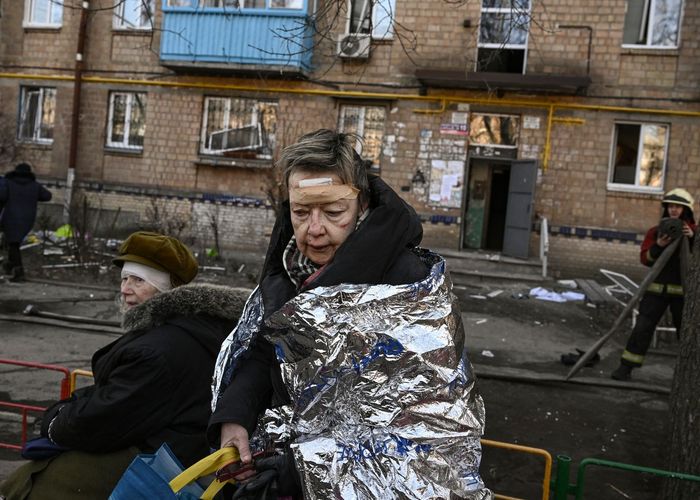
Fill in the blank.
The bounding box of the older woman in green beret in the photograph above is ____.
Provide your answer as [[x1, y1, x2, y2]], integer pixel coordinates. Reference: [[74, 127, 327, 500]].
[[1, 231, 248, 500]]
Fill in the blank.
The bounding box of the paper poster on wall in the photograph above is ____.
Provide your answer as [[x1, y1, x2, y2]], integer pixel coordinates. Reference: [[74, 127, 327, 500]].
[[428, 160, 464, 208]]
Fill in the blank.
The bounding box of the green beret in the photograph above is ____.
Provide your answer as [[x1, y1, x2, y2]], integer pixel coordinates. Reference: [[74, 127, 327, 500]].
[[113, 231, 198, 287]]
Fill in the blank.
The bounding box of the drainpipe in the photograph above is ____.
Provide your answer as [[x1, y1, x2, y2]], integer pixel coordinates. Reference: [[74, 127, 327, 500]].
[[558, 25, 593, 78], [65, 1, 90, 222]]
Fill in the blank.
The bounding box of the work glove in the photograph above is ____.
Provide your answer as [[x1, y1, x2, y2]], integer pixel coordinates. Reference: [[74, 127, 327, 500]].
[[231, 451, 302, 499]]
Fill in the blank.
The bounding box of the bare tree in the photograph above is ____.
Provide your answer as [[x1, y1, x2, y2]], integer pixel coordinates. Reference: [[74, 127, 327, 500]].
[[661, 232, 700, 498]]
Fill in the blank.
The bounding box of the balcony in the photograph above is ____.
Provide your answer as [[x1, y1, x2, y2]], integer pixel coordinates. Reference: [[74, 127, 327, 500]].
[[160, 2, 314, 75]]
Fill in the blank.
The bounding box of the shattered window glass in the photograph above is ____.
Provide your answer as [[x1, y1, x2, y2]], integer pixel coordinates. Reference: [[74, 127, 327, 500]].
[[622, 0, 682, 47]]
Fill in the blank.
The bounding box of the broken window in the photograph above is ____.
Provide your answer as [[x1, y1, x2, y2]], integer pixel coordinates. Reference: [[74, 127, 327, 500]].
[[623, 0, 682, 48], [338, 104, 386, 168], [477, 0, 530, 73], [24, 0, 63, 27], [114, 0, 155, 30], [345, 0, 396, 38], [106, 92, 147, 150], [609, 123, 668, 190], [469, 114, 519, 148], [200, 97, 277, 159], [18, 87, 56, 144]]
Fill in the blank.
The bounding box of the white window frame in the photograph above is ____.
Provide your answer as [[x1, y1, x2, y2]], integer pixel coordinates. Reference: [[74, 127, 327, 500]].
[[106, 92, 147, 151], [607, 121, 669, 193], [200, 96, 277, 158], [24, 0, 64, 28], [337, 103, 387, 165], [18, 87, 56, 144], [622, 0, 683, 49], [113, 0, 155, 30], [345, 0, 395, 39], [476, 0, 531, 73]]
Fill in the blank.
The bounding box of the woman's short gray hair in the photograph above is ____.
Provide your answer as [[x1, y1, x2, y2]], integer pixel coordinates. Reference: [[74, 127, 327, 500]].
[[279, 129, 370, 205]]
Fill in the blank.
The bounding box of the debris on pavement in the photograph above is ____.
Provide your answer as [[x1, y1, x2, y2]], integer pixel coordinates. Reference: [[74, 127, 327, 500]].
[[481, 350, 495, 358], [529, 287, 585, 303], [487, 290, 503, 298], [560, 348, 601, 367]]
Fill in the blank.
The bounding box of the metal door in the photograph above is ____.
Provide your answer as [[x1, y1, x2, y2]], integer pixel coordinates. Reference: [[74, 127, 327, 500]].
[[502, 160, 537, 259]]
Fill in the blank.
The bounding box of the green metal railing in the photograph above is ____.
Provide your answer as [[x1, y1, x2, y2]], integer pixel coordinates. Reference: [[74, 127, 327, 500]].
[[550, 455, 700, 499]]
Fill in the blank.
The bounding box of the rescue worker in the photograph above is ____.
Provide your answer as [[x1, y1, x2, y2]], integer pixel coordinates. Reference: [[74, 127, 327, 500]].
[[611, 188, 696, 381], [0, 231, 248, 500], [208, 129, 489, 499]]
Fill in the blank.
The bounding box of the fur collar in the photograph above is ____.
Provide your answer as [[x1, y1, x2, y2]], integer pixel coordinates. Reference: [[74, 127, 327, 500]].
[[122, 283, 250, 332]]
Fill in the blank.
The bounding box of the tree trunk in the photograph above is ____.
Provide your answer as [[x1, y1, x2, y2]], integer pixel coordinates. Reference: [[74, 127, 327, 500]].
[[662, 231, 700, 498]]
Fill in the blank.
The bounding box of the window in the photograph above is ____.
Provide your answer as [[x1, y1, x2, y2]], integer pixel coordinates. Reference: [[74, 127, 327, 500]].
[[609, 123, 668, 190], [166, 0, 192, 6], [200, 97, 277, 159], [106, 92, 147, 150], [18, 87, 56, 144], [270, 0, 303, 8], [24, 0, 63, 27], [200, 0, 301, 7], [623, 0, 682, 48], [114, 0, 154, 30], [477, 0, 530, 73], [346, 0, 395, 39], [469, 114, 519, 148], [338, 104, 386, 167], [200, 0, 243, 6]]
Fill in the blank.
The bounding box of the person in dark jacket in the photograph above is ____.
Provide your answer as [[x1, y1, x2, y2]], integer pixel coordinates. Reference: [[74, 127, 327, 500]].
[[611, 188, 696, 381], [0, 231, 248, 500], [0, 163, 52, 282], [208, 129, 435, 497]]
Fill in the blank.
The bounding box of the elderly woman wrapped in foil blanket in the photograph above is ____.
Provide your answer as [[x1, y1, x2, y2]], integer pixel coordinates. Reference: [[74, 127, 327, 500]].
[[208, 129, 490, 499], [212, 251, 489, 499]]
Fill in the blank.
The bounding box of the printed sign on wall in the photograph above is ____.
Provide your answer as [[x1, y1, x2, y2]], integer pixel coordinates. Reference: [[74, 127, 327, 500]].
[[428, 159, 464, 208]]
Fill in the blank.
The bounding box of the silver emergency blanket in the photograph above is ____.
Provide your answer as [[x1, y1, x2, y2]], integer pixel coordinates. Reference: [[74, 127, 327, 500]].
[[212, 251, 490, 499]]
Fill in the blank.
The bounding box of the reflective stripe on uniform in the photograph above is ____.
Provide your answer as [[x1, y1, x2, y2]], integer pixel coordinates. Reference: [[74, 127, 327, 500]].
[[621, 350, 645, 365], [646, 282, 684, 295]]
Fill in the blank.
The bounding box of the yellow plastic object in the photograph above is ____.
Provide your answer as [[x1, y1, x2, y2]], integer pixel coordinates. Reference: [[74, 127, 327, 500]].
[[55, 224, 74, 238], [169, 447, 240, 499]]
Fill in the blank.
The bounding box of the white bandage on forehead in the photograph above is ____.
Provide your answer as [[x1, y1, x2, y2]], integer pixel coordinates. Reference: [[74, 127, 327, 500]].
[[290, 177, 359, 205], [121, 261, 172, 292]]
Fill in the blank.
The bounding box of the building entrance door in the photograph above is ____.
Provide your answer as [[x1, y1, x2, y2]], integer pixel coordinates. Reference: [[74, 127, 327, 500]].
[[461, 158, 537, 259]]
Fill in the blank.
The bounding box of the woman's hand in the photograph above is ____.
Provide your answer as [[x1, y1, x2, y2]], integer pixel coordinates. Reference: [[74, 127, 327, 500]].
[[221, 422, 256, 479], [656, 233, 673, 247], [682, 223, 695, 238]]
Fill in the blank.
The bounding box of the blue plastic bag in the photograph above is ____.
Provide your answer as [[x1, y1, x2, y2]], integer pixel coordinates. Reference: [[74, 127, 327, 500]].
[[109, 444, 204, 500]]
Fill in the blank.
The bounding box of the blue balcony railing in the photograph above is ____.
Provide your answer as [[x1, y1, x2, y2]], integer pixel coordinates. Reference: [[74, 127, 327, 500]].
[[160, 1, 314, 71]]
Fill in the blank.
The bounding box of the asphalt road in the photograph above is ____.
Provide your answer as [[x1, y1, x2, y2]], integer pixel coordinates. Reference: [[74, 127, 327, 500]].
[[0, 274, 678, 499]]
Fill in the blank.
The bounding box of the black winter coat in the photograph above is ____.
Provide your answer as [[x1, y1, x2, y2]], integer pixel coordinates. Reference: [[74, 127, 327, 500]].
[[0, 170, 52, 243], [42, 284, 247, 467], [209, 176, 429, 442]]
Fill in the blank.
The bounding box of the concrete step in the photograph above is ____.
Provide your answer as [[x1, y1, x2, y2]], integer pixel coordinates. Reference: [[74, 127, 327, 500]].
[[448, 268, 545, 286], [434, 248, 545, 284]]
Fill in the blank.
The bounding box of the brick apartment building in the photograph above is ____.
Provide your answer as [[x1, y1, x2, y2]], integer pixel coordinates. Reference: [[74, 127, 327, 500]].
[[1, 0, 698, 280]]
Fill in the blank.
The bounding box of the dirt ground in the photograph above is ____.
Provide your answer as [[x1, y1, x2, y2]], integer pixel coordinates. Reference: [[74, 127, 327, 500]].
[[0, 245, 680, 499]]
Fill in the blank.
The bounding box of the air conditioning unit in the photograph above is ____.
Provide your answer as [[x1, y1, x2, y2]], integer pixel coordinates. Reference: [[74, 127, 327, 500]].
[[337, 33, 371, 59]]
